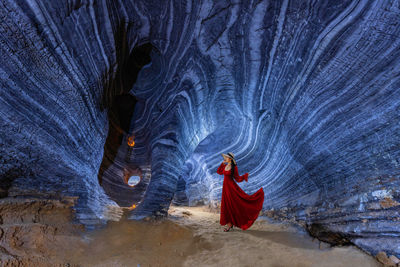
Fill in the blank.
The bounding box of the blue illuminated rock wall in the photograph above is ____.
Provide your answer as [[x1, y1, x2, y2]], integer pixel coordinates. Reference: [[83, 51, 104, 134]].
[[1, 0, 399, 257]]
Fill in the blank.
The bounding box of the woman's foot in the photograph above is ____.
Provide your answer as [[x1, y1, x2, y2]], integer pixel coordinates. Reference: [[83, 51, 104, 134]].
[[224, 223, 233, 232]]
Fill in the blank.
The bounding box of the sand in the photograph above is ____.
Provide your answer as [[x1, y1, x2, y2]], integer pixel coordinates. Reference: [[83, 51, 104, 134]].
[[57, 205, 380, 267], [0, 196, 380, 266]]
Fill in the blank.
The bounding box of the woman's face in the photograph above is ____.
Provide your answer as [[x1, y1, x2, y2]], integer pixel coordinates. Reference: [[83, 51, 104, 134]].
[[223, 156, 231, 164]]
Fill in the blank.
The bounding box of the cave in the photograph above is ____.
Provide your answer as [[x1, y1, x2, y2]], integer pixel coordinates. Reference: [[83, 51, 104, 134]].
[[0, 0, 399, 266]]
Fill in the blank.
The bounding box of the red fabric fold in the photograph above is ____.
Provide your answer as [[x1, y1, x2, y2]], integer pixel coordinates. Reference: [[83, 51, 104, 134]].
[[217, 162, 264, 230]]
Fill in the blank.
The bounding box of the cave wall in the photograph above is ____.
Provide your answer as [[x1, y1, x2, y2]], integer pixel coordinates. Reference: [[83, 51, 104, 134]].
[[1, 0, 399, 257], [0, 0, 146, 225]]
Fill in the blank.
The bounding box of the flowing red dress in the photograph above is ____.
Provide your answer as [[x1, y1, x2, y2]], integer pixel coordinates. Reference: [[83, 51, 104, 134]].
[[217, 162, 264, 230]]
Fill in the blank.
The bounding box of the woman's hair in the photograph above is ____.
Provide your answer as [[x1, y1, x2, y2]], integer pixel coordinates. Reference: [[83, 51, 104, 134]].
[[231, 160, 236, 179]]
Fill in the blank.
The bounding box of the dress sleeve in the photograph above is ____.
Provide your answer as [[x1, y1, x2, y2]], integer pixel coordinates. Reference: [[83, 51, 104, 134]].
[[233, 165, 248, 182], [217, 162, 225, 175]]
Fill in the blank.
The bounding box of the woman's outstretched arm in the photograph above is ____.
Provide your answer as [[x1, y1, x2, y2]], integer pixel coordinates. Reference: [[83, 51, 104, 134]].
[[233, 165, 248, 182], [217, 162, 225, 175]]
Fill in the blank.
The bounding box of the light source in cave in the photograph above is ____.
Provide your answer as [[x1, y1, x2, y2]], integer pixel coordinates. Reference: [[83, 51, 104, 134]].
[[128, 204, 137, 210], [127, 135, 135, 147], [127, 175, 140, 187]]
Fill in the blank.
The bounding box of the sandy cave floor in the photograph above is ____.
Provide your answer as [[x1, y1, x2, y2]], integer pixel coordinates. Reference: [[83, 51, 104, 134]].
[[0, 196, 381, 267], [55, 205, 381, 267]]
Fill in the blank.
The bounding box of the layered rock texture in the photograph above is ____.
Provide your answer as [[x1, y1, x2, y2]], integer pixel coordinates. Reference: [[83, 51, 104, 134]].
[[0, 194, 84, 266], [1, 0, 399, 258]]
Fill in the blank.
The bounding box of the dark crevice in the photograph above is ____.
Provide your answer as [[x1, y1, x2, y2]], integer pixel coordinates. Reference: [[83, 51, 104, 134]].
[[306, 223, 352, 246], [114, 93, 137, 133], [122, 43, 153, 93], [98, 23, 153, 185]]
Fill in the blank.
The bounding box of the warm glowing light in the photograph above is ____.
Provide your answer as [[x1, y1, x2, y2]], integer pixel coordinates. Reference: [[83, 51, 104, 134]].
[[129, 204, 136, 210], [127, 135, 135, 147]]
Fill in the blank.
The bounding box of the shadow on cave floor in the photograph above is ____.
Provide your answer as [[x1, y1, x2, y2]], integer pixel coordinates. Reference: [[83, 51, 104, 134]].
[[243, 229, 318, 249]]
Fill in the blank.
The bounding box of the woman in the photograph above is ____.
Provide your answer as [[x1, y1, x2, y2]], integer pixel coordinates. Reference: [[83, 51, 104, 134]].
[[217, 152, 264, 232]]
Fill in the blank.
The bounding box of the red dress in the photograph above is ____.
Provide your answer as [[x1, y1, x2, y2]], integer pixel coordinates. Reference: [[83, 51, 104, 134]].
[[217, 162, 264, 230]]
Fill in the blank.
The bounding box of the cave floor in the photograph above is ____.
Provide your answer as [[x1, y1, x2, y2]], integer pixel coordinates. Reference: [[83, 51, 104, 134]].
[[0, 197, 381, 267], [68, 206, 380, 267]]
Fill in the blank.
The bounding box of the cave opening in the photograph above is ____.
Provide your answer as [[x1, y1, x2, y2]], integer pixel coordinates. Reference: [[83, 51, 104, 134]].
[[127, 175, 141, 187]]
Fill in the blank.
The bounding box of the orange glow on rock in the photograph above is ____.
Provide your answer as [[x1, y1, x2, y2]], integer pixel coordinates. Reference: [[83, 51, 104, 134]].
[[129, 204, 137, 210], [127, 136, 135, 147]]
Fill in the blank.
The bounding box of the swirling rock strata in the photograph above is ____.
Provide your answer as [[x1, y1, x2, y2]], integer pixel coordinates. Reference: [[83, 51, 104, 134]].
[[0, 0, 399, 258]]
